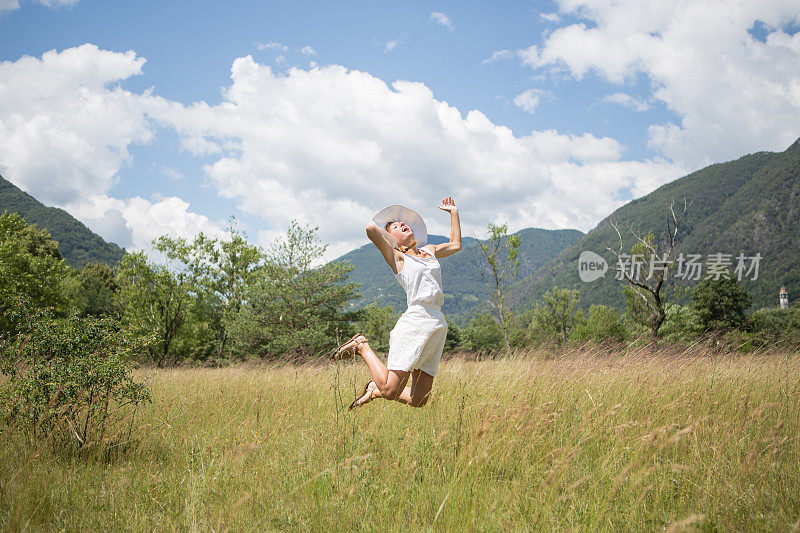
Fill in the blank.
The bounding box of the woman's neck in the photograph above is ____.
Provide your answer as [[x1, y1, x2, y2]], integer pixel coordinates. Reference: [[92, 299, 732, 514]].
[[403, 245, 432, 258], [399, 239, 418, 253]]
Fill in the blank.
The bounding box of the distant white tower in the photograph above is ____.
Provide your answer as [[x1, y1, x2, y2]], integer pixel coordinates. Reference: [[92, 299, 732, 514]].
[[780, 285, 789, 310]]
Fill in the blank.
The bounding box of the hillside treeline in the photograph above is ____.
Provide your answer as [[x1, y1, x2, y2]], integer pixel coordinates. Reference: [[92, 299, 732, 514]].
[[0, 175, 126, 269], [2, 211, 799, 368], [451, 284, 800, 357]]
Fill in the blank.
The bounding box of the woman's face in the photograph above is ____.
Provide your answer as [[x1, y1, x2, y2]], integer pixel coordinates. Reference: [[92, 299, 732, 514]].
[[386, 221, 415, 247]]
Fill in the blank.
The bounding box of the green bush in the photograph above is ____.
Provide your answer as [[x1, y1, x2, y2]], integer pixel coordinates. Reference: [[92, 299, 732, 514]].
[[1, 304, 152, 451], [570, 305, 630, 344], [530, 287, 583, 346], [742, 308, 800, 349], [658, 304, 703, 344], [444, 322, 462, 352], [691, 273, 752, 331], [459, 313, 505, 356]]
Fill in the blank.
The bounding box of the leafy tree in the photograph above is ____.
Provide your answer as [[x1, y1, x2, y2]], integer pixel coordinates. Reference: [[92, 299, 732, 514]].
[[623, 283, 651, 330], [116, 239, 195, 365], [170, 293, 220, 363], [691, 271, 752, 331], [0, 212, 71, 336], [531, 287, 583, 346], [75, 262, 120, 317], [469, 222, 521, 355], [228, 221, 360, 359], [184, 217, 264, 359]]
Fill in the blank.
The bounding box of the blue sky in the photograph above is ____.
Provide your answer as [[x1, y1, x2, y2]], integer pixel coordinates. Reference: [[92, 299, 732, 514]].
[[1, 0, 799, 259], [3, 1, 653, 140]]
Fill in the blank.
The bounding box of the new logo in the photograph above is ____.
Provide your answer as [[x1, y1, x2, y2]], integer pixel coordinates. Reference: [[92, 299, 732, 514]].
[[578, 251, 608, 282]]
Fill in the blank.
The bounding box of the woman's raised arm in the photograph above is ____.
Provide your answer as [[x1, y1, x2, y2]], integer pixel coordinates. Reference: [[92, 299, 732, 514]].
[[429, 196, 462, 258], [366, 222, 403, 274]]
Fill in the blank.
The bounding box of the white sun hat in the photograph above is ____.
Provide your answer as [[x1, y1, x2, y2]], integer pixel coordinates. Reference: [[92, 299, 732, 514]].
[[371, 204, 428, 249]]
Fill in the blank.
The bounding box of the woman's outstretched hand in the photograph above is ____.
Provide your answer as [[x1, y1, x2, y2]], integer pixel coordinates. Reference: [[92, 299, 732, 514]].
[[438, 196, 458, 213]]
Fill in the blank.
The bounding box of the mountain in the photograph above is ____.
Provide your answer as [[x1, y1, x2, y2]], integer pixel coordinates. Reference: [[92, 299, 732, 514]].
[[515, 138, 800, 311], [336, 228, 584, 324], [0, 174, 126, 269]]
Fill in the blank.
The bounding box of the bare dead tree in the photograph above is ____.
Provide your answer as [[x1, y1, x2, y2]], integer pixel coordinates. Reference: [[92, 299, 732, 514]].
[[607, 197, 690, 347]]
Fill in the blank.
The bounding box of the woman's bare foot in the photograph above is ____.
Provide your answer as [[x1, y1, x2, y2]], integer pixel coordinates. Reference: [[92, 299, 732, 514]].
[[341, 334, 368, 356], [349, 380, 380, 410], [331, 333, 368, 361]]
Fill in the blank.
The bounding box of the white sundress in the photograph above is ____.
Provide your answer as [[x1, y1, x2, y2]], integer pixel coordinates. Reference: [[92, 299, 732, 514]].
[[386, 245, 448, 377]]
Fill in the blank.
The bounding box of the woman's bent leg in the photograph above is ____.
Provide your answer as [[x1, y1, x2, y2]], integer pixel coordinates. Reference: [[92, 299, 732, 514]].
[[357, 340, 410, 400], [358, 372, 430, 407], [356, 383, 414, 406], [409, 369, 434, 407]]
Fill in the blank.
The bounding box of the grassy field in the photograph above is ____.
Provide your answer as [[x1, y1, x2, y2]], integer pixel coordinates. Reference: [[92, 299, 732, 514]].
[[2, 346, 799, 531]]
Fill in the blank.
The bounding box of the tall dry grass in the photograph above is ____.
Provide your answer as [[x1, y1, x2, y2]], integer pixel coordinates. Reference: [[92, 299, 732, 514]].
[[1, 345, 799, 531]]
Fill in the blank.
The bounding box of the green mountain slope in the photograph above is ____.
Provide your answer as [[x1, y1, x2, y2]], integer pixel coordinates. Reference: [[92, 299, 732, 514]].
[[335, 228, 584, 324], [0, 174, 126, 269], [516, 139, 800, 311]]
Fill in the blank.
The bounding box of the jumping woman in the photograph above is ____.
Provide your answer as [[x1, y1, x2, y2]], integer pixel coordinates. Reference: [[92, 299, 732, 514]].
[[331, 197, 462, 409]]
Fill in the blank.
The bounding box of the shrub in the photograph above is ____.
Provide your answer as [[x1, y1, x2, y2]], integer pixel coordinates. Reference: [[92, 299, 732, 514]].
[[459, 313, 505, 356], [1, 305, 153, 452], [658, 304, 703, 344], [743, 308, 800, 349], [691, 273, 752, 331], [530, 287, 584, 346], [570, 305, 630, 344], [444, 322, 462, 352]]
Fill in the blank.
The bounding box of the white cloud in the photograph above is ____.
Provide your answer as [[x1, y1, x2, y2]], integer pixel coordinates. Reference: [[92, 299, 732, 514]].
[[521, 0, 800, 169], [603, 92, 649, 112], [0, 44, 221, 252], [540, 12, 561, 23], [513, 88, 548, 114], [147, 56, 685, 258], [0, 44, 152, 206], [0, 0, 20, 14], [255, 41, 288, 52], [0, 44, 687, 262], [430, 11, 454, 32], [72, 194, 223, 252], [35, 0, 78, 6], [158, 165, 185, 182], [482, 49, 513, 64], [1, 0, 78, 14], [384, 38, 402, 52], [299, 45, 317, 56]]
